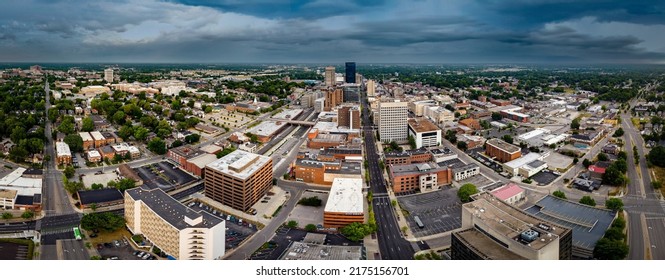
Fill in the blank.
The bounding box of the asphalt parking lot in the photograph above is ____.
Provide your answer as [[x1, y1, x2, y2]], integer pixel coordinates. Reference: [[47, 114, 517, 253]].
[[531, 170, 559, 185], [188, 202, 257, 250], [97, 239, 156, 260], [134, 161, 197, 191], [397, 188, 462, 238], [0, 241, 29, 260]]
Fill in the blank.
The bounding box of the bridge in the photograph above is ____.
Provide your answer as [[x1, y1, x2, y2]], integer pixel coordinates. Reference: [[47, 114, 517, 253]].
[[268, 118, 316, 126]]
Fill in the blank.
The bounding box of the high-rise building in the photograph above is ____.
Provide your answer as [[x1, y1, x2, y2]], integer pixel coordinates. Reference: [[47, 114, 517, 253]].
[[204, 150, 273, 211], [342, 84, 360, 103], [324, 88, 343, 111], [337, 105, 360, 129], [125, 186, 226, 260], [324, 66, 335, 86], [345, 62, 356, 83], [366, 79, 376, 96], [379, 101, 408, 142], [104, 68, 114, 83], [407, 118, 441, 148]]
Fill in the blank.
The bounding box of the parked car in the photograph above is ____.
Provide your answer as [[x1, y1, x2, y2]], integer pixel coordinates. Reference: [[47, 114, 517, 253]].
[[137, 252, 146, 258], [113, 240, 121, 247], [141, 253, 151, 260]]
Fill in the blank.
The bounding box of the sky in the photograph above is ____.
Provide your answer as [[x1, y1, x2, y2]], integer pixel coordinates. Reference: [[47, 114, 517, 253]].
[[1, 0, 665, 64]]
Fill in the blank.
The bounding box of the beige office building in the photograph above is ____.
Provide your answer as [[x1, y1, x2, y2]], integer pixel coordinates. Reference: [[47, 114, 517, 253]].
[[379, 101, 408, 142], [324, 66, 335, 86], [125, 186, 225, 260]]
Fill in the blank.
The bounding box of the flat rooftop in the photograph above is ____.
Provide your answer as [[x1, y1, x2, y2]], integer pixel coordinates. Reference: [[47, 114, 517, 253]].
[[247, 120, 287, 137], [56, 142, 71, 157], [327, 162, 362, 175], [525, 195, 615, 251], [79, 132, 93, 142], [385, 147, 430, 158], [486, 138, 521, 154], [452, 163, 479, 173], [0, 189, 17, 199], [312, 122, 360, 134], [169, 145, 204, 159], [126, 186, 223, 230], [188, 153, 218, 169], [454, 228, 526, 260], [272, 109, 304, 120], [465, 193, 570, 251], [324, 178, 363, 214], [408, 118, 439, 133], [206, 150, 272, 180], [504, 153, 542, 169], [390, 162, 444, 175], [312, 134, 346, 142], [87, 150, 101, 157], [78, 188, 123, 205], [280, 241, 363, 260], [90, 131, 105, 140]]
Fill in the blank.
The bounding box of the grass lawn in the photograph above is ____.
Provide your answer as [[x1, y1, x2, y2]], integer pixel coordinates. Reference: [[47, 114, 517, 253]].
[[651, 166, 665, 197]]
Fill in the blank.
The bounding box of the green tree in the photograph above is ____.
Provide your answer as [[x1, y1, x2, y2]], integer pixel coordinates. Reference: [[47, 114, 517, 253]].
[[571, 117, 581, 129], [582, 158, 592, 168], [653, 181, 663, 189], [491, 112, 502, 121], [91, 183, 104, 190], [64, 134, 83, 153], [117, 125, 134, 140], [115, 178, 136, 192], [579, 196, 596, 206], [457, 183, 478, 203], [57, 117, 75, 134], [80, 212, 125, 232], [286, 220, 298, 229], [112, 111, 126, 124], [64, 166, 76, 178], [648, 146, 665, 167], [408, 135, 416, 149], [82, 117, 94, 132], [502, 134, 514, 144], [298, 196, 322, 207], [605, 198, 624, 211], [593, 238, 629, 260], [133, 127, 149, 141], [552, 190, 567, 199], [90, 203, 98, 212], [613, 128, 624, 137], [21, 210, 34, 219], [603, 227, 625, 241], [602, 165, 627, 186], [185, 133, 201, 144], [597, 153, 609, 161], [147, 137, 167, 155], [305, 224, 317, 232], [340, 222, 374, 242], [456, 141, 468, 151], [2, 212, 13, 219]]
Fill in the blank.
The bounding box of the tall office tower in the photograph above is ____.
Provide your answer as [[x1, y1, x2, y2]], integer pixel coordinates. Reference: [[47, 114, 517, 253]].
[[345, 62, 356, 83], [324, 66, 336, 86], [337, 105, 360, 129], [104, 68, 114, 83], [379, 101, 408, 142], [367, 79, 376, 96], [204, 150, 273, 211], [342, 84, 360, 103], [324, 88, 343, 111]]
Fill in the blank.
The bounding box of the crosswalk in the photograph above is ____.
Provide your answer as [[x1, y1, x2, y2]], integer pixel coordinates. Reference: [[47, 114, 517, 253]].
[[41, 227, 74, 235]]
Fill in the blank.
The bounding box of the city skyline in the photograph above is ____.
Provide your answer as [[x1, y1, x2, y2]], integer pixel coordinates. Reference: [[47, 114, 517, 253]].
[[1, 0, 665, 64]]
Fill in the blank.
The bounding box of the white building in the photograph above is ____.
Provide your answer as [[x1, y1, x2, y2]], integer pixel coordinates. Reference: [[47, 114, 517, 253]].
[[379, 101, 408, 142], [502, 153, 547, 177], [407, 118, 441, 148], [104, 68, 114, 83], [323, 178, 365, 228], [0, 189, 18, 209], [452, 163, 480, 181], [125, 186, 225, 260], [423, 106, 454, 124]]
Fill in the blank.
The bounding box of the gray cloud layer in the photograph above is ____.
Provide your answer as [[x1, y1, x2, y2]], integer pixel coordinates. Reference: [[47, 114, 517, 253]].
[[0, 0, 664, 63]]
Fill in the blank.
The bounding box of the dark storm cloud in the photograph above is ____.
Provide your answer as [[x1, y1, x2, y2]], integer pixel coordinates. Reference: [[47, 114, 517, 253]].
[[170, 0, 388, 19], [0, 0, 664, 63]]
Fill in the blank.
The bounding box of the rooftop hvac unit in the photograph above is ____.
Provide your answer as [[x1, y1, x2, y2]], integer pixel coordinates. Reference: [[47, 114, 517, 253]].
[[520, 230, 540, 242]]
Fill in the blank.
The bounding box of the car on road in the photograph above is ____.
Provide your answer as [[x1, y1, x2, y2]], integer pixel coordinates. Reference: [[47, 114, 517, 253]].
[[113, 240, 121, 247]]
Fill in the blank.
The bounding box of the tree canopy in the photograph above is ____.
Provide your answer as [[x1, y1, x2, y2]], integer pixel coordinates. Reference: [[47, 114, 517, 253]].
[[80, 212, 125, 232], [457, 183, 478, 203]]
